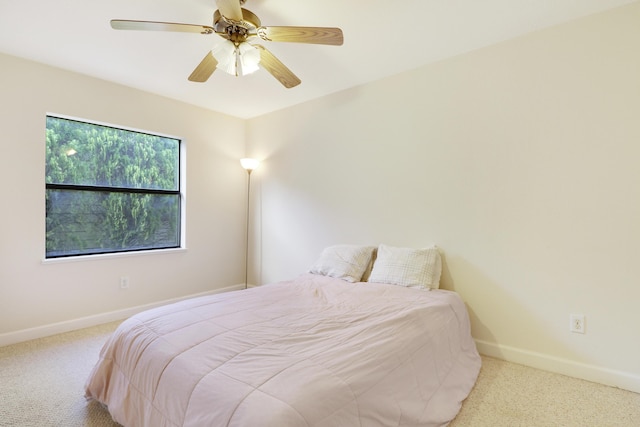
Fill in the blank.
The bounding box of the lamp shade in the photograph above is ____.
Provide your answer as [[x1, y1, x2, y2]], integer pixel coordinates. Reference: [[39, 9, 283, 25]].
[[237, 43, 260, 75], [240, 158, 259, 171], [212, 40, 236, 75]]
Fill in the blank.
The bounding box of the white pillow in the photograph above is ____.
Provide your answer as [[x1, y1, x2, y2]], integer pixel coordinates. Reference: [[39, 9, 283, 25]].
[[367, 244, 442, 289], [309, 245, 376, 283]]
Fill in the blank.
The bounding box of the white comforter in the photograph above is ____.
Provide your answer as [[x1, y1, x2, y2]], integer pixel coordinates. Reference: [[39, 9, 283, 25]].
[[85, 274, 481, 427]]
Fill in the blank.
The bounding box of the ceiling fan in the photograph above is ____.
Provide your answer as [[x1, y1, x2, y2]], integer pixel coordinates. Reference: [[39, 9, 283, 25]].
[[110, 0, 344, 89]]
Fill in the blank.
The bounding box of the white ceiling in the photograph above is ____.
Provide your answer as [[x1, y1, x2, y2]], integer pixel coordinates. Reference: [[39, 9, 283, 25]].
[[0, 0, 636, 119]]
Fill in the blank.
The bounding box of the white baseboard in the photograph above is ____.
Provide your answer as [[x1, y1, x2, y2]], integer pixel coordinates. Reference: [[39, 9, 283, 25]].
[[475, 339, 640, 394], [0, 284, 244, 347]]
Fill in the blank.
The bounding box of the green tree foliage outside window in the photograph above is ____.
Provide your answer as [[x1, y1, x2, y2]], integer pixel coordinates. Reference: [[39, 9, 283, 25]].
[[45, 116, 181, 258]]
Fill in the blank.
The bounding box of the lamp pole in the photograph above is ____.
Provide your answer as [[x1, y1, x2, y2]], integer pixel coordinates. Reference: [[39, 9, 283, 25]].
[[240, 158, 259, 289], [244, 168, 252, 289]]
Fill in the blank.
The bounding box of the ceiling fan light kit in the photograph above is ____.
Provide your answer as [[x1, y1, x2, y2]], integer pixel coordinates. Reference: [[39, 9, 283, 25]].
[[213, 40, 261, 76], [110, 0, 343, 88]]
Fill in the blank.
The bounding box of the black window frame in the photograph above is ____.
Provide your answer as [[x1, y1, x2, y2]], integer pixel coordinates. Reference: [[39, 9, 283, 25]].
[[45, 114, 183, 259]]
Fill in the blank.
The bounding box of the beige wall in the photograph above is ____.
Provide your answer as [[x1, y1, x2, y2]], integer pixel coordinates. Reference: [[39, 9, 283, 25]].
[[0, 54, 248, 342], [246, 3, 640, 391]]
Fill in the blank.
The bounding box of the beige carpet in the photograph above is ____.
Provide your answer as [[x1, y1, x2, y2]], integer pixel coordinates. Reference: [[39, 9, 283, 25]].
[[450, 357, 640, 426], [0, 322, 122, 427], [1, 321, 639, 427]]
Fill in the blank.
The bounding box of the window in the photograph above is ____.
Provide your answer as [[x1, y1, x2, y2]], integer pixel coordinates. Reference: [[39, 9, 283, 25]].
[[45, 115, 182, 258]]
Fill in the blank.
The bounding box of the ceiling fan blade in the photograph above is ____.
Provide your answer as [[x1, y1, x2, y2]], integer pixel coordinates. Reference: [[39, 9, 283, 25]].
[[254, 45, 301, 89], [188, 52, 218, 82], [111, 20, 214, 34], [257, 26, 343, 46], [216, 0, 243, 21]]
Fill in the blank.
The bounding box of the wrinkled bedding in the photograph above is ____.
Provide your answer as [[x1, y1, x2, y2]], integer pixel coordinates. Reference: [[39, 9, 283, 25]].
[[85, 274, 481, 426]]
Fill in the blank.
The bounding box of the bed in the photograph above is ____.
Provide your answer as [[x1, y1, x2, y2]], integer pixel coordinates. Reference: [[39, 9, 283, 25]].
[[85, 245, 481, 426]]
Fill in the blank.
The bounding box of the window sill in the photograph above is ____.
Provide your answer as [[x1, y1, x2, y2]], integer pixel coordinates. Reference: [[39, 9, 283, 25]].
[[41, 247, 187, 264]]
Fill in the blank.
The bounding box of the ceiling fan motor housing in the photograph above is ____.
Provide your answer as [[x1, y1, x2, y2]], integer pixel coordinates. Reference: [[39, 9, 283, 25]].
[[214, 8, 261, 44]]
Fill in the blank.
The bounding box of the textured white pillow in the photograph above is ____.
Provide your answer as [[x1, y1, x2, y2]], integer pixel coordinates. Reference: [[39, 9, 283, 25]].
[[309, 245, 376, 283], [368, 244, 442, 289]]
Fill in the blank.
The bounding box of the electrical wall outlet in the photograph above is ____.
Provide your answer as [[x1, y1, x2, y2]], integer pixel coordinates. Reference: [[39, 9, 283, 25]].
[[120, 276, 130, 290], [570, 314, 585, 334]]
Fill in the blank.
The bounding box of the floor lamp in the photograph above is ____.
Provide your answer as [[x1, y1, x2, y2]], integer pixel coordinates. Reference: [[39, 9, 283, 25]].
[[240, 158, 259, 289]]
